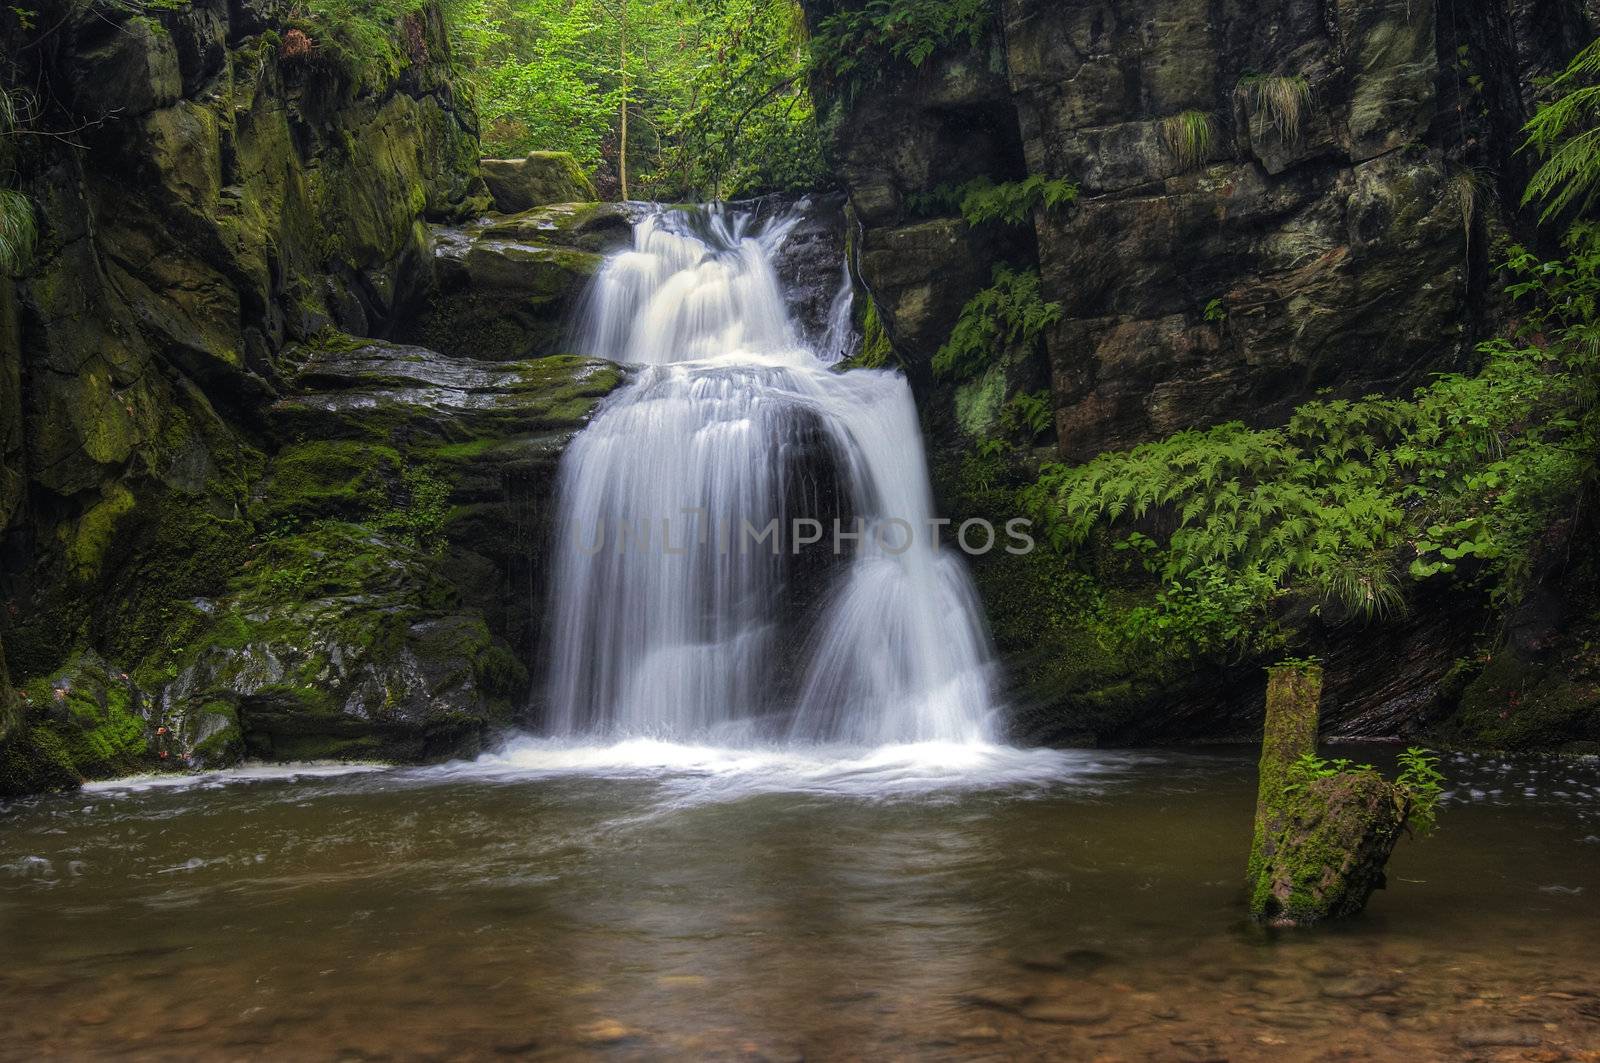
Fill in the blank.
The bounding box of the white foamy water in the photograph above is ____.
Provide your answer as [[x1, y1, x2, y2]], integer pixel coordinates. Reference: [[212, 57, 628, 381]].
[[547, 203, 996, 746], [81, 762, 386, 794], [429, 737, 1122, 803]]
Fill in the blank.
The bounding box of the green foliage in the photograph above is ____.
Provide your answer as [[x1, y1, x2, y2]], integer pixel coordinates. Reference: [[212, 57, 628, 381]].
[[1117, 565, 1284, 662], [1020, 230, 1600, 657], [810, 0, 991, 98], [908, 174, 1078, 225], [449, 0, 826, 199], [1522, 38, 1600, 222], [1236, 74, 1312, 144], [933, 265, 1061, 381], [0, 188, 35, 276], [1281, 747, 1446, 838], [1159, 110, 1214, 172], [295, 0, 430, 89], [1285, 752, 1377, 793], [1395, 746, 1445, 834], [0, 89, 36, 276], [845, 296, 896, 369], [1203, 297, 1227, 323]]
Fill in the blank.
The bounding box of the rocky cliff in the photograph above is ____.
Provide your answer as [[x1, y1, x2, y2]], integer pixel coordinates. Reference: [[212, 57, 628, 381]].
[[0, 0, 618, 794], [803, 0, 1599, 747]]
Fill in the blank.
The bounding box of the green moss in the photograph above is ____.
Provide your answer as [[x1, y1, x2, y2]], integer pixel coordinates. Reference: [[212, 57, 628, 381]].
[[1438, 651, 1598, 751], [259, 440, 406, 523], [66, 484, 136, 579], [7, 654, 152, 786], [1250, 771, 1410, 926]]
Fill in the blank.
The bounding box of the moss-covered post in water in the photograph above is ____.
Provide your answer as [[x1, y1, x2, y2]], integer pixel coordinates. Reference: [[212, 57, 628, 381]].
[[1249, 662, 1323, 886], [1248, 661, 1415, 926]]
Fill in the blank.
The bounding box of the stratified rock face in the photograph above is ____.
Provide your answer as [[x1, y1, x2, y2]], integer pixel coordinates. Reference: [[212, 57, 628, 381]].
[[1011, 0, 1470, 457], [180, 342, 627, 761], [805, 0, 1587, 456], [481, 152, 599, 213]]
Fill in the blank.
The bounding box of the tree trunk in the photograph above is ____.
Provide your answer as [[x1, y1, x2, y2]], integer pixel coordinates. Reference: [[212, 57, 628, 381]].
[[618, 2, 629, 201], [1249, 664, 1323, 883]]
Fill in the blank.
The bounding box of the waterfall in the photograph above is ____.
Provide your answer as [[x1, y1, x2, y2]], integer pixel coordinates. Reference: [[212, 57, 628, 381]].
[[545, 203, 994, 747]]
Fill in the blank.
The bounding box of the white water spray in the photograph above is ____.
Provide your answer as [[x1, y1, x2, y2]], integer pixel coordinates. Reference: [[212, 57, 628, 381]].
[[545, 204, 995, 746]]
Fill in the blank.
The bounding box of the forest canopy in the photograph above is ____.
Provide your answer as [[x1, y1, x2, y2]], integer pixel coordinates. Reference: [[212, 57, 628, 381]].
[[439, 0, 828, 200]]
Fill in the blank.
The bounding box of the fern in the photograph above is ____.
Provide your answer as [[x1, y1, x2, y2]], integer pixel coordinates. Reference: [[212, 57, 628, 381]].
[[1522, 38, 1600, 222], [933, 266, 1062, 381], [1022, 229, 1600, 645], [907, 173, 1078, 225], [811, 0, 992, 99]]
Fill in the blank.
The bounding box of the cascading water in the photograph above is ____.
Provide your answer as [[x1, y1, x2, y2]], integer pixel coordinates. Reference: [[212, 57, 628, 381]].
[[542, 202, 996, 750]]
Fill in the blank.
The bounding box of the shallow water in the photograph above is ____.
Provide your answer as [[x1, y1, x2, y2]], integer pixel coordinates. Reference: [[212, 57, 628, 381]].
[[2, 744, 1598, 1061]]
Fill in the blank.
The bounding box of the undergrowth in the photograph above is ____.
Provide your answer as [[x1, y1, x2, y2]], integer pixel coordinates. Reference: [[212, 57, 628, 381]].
[[933, 265, 1061, 382], [1019, 226, 1600, 657], [810, 0, 992, 101]]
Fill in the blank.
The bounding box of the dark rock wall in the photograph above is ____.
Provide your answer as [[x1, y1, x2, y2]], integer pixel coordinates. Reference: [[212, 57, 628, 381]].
[[0, 0, 617, 790], [809, 0, 1590, 455]]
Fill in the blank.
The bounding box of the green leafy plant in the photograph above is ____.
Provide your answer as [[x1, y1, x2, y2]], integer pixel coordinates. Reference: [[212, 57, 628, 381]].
[[909, 173, 1079, 225], [810, 0, 991, 99], [933, 266, 1061, 382], [1236, 74, 1312, 144], [1160, 110, 1215, 172], [1203, 297, 1227, 323], [0, 188, 35, 276], [1395, 746, 1445, 834], [1019, 229, 1600, 657], [1521, 37, 1600, 222], [1284, 752, 1377, 794]]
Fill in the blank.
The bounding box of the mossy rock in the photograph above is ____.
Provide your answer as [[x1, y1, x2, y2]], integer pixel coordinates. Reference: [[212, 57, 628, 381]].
[[480, 152, 598, 213], [0, 652, 155, 795], [1435, 650, 1600, 752], [479, 202, 637, 253], [152, 518, 519, 766]]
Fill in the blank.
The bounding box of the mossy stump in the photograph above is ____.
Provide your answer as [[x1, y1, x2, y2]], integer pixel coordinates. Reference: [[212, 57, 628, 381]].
[[1248, 663, 1411, 927], [1249, 664, 1324, 885], [1251, 771, 1410, 927]]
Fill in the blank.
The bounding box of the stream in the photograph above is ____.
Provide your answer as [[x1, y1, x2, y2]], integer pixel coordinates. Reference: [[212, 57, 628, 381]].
[[2, 746, 1597, 1059]]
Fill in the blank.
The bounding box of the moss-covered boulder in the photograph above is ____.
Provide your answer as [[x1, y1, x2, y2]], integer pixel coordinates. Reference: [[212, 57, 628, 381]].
[[0, 652, 156, 797], [151, 520, 514, 764], [1250, 770, 1411, 927], [481, 152, 598, 213], [401, 218, 613, 361]]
